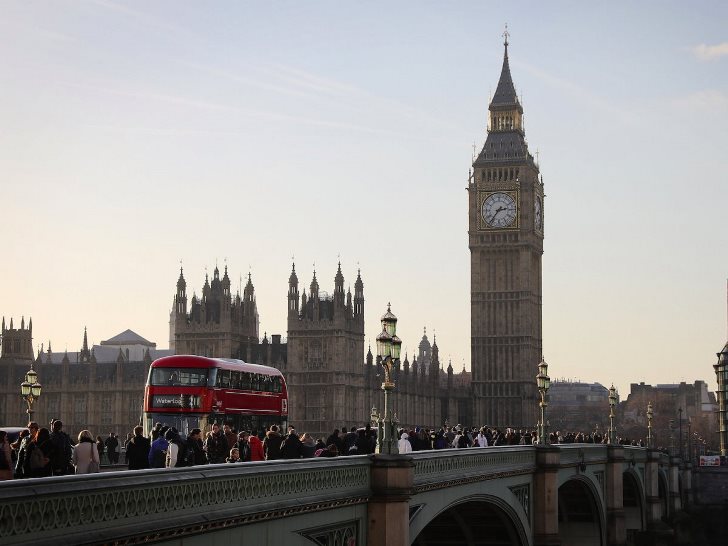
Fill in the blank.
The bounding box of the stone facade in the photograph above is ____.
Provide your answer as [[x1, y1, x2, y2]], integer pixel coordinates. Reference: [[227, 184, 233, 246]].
[[468, 36, 543, 428], [171, 263, 472, 438], [619, 381, 718, 453], [547, 380, 610, 433], [0, 322, 169, 438]]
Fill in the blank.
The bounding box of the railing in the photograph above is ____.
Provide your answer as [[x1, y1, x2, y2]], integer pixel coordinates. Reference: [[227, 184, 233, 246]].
[[0, 456, 372, 545], [558, 444, 608, 465], [411, 446, 537, 490]]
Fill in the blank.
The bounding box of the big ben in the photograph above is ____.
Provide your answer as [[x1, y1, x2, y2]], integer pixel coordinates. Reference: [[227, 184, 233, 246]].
[[469, 31, 543, 428]]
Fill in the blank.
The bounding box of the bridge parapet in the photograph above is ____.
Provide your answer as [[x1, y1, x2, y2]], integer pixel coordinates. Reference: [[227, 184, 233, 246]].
[[0, 457, 372, 545], [411, 446, 537, 491], [557, 444, 608, 466]]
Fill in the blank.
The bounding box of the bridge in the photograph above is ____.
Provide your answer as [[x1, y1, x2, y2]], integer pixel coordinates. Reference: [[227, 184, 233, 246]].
[[0, 445, 691, 546]]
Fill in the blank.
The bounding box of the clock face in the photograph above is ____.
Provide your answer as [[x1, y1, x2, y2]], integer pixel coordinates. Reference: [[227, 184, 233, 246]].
[[482, 192, 517, 228], [535, 196, 542, 230]]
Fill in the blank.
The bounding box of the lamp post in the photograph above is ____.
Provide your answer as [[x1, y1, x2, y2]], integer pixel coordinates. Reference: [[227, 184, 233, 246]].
[[678, 407, 683, 459], [646, 401, 654, 449], [687, 418, 692, 462], [669, 419, 675, 454], [608, 384, 617, 445], [20, 362, 42, 420], [536, 358, 550, 445], [373, 303, 402, 454]]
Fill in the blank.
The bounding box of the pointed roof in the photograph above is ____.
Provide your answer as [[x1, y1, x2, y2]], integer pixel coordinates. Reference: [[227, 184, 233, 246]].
[[490, 33, 521, 110], [334, 261, 344, 285], [100, 329, 155, 347], [289, 262, 298, 285], [177, 266, 185, 289]]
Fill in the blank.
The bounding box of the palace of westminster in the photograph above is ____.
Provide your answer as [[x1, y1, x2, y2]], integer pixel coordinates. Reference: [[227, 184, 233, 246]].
[[0, 37, 719, 444]]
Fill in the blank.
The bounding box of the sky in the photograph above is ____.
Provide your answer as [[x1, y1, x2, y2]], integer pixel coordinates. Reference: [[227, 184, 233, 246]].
[[1, 1, 727, 397]]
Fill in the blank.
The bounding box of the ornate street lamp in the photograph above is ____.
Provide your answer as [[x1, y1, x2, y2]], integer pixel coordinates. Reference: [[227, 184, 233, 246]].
[[373, 303, 401, 454], [20, 362, 42, 420], [646, 401, 654, 448], [669, 418, 675, 453], [536, 358, 550, 445], [608, 384, 617, 445]]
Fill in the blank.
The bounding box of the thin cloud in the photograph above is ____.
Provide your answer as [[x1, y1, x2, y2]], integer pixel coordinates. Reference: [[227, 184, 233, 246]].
[[87, 0, 197, 39], [514, 59, 634, 126], [670, 89, 728, 112], [60, 80, 451, 142], [691, 42, 728, 61], [180, 59, 460, 133]]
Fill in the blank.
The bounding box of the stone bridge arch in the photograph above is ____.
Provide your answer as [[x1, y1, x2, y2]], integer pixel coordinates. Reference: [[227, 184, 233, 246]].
[[411, 494, 530, 546], [623, 468, 646, 541], [557, 475, 605, 546], [657, 468, 670, 520]]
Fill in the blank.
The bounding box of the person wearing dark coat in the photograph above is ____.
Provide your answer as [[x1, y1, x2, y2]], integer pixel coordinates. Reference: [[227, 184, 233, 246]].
[[233, 431, 252, 462], [126, 426, 151, 470], [187, 429, 206, 466], [279, 429, 303, 459], [49, 420, 74, 476], [325, 429, 344, 455], [204, 424, 228, 464], [263, 425, 284, 460]]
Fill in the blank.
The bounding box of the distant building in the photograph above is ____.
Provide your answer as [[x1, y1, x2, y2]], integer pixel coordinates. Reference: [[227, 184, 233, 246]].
[[0, 320, 170, 438], [169, 263, 473, 438], [547, 380, 610, 433], [620, 381, 717, 453]]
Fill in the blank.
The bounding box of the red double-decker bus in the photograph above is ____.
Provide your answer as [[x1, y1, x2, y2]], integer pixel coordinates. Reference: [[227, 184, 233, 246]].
[[143, 355, 288, 436]]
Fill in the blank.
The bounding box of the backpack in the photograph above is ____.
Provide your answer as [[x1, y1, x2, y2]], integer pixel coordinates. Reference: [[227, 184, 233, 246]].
[[29, 445, 48, 470]]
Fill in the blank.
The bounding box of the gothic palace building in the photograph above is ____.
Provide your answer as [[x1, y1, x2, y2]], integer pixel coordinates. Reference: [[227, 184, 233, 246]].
[[1, 35, 543, 436]]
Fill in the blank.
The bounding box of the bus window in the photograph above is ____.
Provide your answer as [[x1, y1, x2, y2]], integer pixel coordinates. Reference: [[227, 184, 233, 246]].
[[263, 376, 273, 393], [251, 374, 261, 391], [218, 369, 230, 388], [150, 368, 208, 387], [241, 372, 251, 390], [231, 371, 241, 389]]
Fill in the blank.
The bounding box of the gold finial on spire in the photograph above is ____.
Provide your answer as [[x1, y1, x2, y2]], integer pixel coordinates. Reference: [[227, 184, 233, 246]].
[[503, 23, 510, 48]]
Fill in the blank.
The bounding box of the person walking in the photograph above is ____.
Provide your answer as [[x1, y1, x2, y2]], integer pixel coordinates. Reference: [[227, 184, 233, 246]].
[[148, 426, 169, 468], [248, 429, 265, 461], [105, 433, 120, 465], [72, 430, 100, 474], [186, 429, 206, 466], [49, 420, 74, 475], [233, 431, 252, 462], [96, 435, 105, 463], [280, 427, 303, 459], [13, 422, 37, 478], [125, 426, 151, 470], [26, 427, 53, 478], [398, 432, 413, 454], [165, 429, 188, 468], [300, 433, 317, 458], [204, 424, 228, 464], [263, 425, 283, 460], [0, 431, 13, 480]]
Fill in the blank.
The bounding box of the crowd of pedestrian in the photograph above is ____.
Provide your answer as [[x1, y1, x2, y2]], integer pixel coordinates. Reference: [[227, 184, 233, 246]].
[[392, 424, 646, 450], [0, 419, 649, 481]]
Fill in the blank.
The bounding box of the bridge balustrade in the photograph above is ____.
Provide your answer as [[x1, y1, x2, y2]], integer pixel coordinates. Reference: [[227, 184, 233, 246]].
[[0, 457, 372, 546]]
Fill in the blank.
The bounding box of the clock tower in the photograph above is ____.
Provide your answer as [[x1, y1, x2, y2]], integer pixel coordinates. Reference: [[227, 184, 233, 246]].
[[468, 32, 544, 428]]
